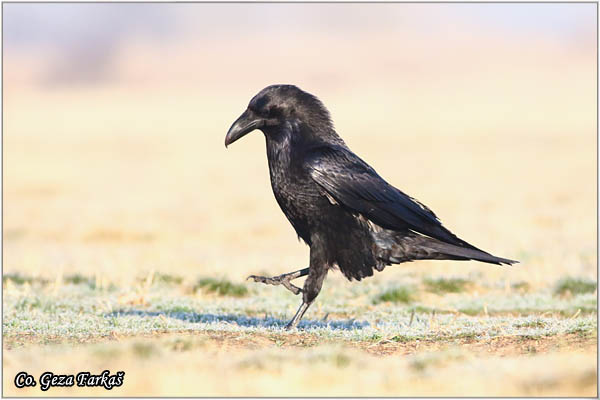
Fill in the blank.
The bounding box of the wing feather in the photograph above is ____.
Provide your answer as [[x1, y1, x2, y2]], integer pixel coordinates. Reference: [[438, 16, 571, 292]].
[[306, 145, 483, 251]]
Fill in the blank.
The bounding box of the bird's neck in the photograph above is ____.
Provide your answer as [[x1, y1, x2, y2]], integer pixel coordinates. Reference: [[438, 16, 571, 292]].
[[265, 131, 293, 171], [264, 121, 347, 174]]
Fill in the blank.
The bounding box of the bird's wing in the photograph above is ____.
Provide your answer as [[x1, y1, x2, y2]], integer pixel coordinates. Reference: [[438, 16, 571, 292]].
[[305, 145, 481, 250]]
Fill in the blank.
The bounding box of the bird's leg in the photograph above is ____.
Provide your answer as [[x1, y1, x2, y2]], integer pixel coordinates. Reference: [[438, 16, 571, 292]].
[[285, 301, 313, 330], [247, 267, 309, 295], [285, 266, 328, 330], [285, 236, 328, 330]]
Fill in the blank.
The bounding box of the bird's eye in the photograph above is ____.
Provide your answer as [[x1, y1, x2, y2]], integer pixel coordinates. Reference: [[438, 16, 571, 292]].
[[246, 107, 260, 118], [268, 105, 284, 116], [248, 105, 268, 117]]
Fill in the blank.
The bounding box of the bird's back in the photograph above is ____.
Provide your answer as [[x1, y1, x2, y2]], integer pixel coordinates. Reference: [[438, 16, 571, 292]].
[[268, 138, 515, 280]]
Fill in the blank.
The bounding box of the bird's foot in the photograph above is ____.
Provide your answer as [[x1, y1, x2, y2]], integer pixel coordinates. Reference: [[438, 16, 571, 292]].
[[284, 321, 297, 330], [247, 273, 303, 295]]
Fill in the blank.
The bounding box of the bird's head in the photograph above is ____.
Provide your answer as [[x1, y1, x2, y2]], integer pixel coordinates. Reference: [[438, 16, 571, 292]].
[[225, 84, 338, 147]]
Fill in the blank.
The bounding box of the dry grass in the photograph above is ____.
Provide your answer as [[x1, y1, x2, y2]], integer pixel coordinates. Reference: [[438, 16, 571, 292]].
[[3, 331, 596, 397], [3, 12, 597, 395]]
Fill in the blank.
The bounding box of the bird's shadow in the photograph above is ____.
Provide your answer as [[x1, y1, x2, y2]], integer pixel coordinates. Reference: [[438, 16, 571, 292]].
[[107, 309, 369, 331]]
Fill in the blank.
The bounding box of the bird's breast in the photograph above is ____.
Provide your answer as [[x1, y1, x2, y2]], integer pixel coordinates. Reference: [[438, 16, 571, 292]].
[[266, 157, 324, 239]]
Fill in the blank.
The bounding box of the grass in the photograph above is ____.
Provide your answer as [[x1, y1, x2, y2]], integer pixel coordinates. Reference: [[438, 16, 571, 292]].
[[132, 342, 159, 358], [424, 277, 471, 294], [3, 333, 596, 396], [409, 348, 465, 372], [3, 273, 596, 347], [193, 277, 249, 297], [514, 320, 547, 329], [63, 273, 93, 286], [554, 277, 597, 296], [2, 273, 47, 286], [373, 286, 415, 304], [154, 273, 184, 285], [512, 281, 531, 292]]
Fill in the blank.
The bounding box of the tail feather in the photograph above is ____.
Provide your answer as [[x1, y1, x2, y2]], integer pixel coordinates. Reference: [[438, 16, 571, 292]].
[[376, 230, 518, 266], [420, 239, 518, 265]]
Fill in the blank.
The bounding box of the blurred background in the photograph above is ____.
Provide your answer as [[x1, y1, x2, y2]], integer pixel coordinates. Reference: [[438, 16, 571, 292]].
[[3, 3, 597, 288]]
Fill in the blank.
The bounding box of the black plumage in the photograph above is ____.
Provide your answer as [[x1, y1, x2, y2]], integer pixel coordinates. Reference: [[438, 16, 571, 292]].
[[225, 84, 517, 329]]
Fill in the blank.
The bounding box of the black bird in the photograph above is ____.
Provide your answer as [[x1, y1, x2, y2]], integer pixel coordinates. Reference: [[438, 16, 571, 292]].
[[225, 84, 517, 329]]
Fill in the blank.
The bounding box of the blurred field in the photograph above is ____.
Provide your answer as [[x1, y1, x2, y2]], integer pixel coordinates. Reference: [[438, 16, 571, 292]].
[[2, 3, 597, 397]]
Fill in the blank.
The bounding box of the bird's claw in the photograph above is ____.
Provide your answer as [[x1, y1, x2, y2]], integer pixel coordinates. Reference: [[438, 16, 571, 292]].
[[246, 273, 302, 295], [247, 275, 265, 282]]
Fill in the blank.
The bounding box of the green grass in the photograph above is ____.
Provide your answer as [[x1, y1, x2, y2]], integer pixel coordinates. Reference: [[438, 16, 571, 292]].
[[158, 305, 197, 314], [554, 277, 597, 296], [408, 305, 435, 314], [373, 287, 414, 304], [2, 272, 597, 350], [424, 277, 471, 294], [193, 277, 248, 297], [512, 281, 531, 292], [514, 320, 546, 328], [566, 321, 597, 337], [409, 349, 465, 372], [457, 307, 482, 316], [3, 273, 47, 286], [390, 335, 413, 343], [14, 297, 42, 311], [333, 352, 351, 368], [64, 274, 94, 287], [154, 273, 184, 285], [168, 338, 197, 352], [132, 342, 159, 358]]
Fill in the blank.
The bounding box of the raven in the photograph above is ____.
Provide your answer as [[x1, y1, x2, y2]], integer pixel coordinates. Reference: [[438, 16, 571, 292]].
[[225, 84, 517, 329]]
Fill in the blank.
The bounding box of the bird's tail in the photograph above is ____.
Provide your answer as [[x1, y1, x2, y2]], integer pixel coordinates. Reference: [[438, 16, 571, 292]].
[[378, 232, 518, 266], [419, 238, 518, 265]]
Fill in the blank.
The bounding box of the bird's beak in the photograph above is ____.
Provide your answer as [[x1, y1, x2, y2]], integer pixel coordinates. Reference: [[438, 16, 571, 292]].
[[225, 109, 264, 147]]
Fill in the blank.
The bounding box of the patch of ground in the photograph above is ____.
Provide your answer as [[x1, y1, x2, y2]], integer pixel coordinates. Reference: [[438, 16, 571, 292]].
[[2, 272, 597, 396], [3, 331, 596, 397]]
